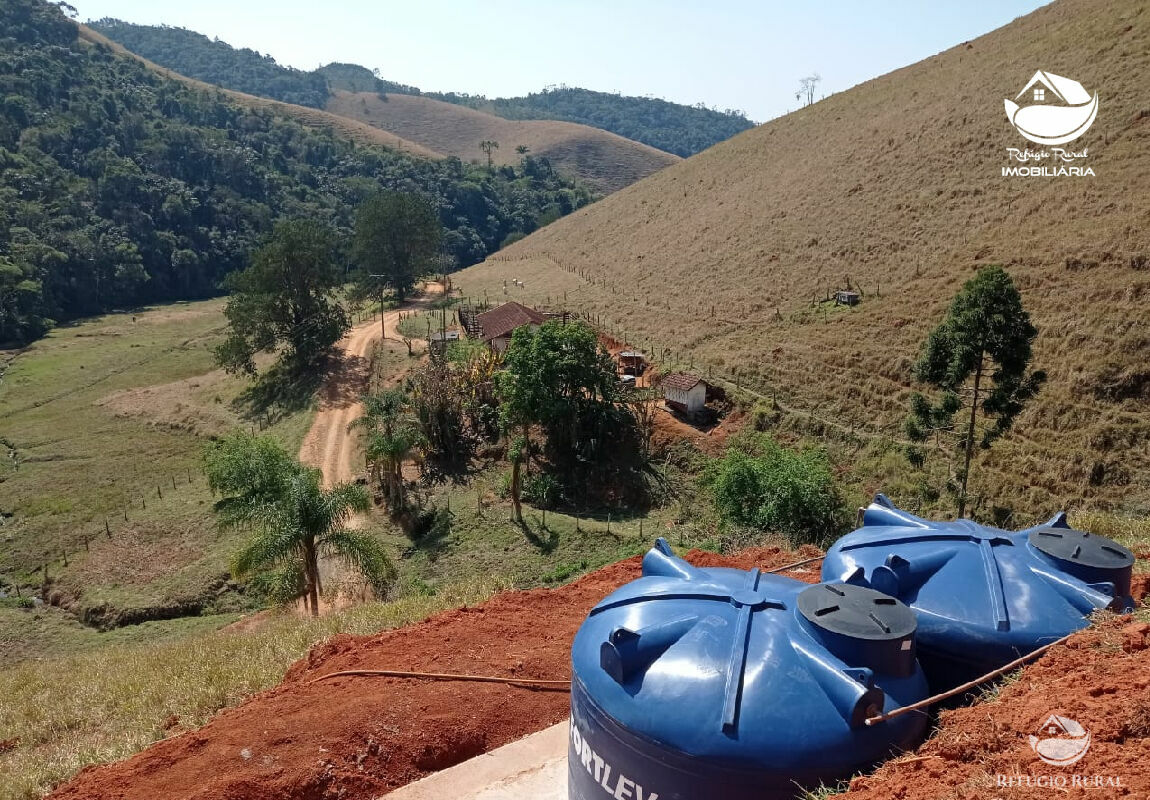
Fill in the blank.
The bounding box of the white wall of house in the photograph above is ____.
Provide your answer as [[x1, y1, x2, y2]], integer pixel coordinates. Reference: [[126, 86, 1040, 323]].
[[488, 323, 540, 353], [664, 383, 706, 414]]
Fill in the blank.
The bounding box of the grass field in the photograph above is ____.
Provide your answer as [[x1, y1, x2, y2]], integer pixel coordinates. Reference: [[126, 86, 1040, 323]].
[[455, 0, 1150, 522], [0, 299, 316, 660], [0, 577, 501, 800], [325, 91, 679, 194]]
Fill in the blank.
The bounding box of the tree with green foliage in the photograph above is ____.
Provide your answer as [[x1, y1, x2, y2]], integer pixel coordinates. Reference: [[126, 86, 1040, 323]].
[[203, 433, 394, 615], [352, 192, 442, 314], [215, 220, 349, 377], [496, 320, 639, 514], [906, 265, 1046, 517], [350, 389, 425, 510], [480, 139, 499, 170], [708, 434, 848, 547]]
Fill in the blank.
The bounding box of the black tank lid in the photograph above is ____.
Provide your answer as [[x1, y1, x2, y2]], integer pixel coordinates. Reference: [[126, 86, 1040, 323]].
[[1028, 527, 1134, 570], [797, 583, 916, 641]]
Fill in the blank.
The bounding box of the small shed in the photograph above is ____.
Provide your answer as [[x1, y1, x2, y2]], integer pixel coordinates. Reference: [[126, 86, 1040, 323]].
[[618, 350, 647, 376], [428, 329, 461, 354], [662, 372, 708, 417], [834, 290, 861, 307], [476, 301, 548, 352]]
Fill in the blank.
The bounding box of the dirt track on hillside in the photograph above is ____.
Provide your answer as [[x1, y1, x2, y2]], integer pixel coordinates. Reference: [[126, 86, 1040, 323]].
[[298, 288, 439, 488]]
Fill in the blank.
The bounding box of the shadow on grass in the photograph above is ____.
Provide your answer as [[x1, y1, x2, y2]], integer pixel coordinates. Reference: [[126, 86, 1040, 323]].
[[517, 516, 559, 554], [401, 505, 454, 562], [232, 363, 325, 423]]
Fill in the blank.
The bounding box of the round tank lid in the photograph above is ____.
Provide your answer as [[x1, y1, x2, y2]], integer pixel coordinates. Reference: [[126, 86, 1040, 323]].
[[798, 583, 916, 641], [1028, 527, 1134, 569]]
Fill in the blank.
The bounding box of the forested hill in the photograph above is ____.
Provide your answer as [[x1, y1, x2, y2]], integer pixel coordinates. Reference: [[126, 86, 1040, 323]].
[[0, 0, 593, 346], [438, 88, 755, 159], [88, 20, 756, 157], [90, 18, 329, 108]]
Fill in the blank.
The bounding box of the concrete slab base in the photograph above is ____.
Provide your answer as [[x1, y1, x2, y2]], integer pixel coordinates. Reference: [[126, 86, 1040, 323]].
[[378, 720, 568, 800]]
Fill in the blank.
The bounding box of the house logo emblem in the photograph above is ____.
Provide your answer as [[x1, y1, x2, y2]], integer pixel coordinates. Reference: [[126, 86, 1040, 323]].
[[1028, 714, 1091, 767], [1004, 70, 1098, 145]]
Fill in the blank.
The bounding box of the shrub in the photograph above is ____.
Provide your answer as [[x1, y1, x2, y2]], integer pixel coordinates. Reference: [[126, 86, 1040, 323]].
[[707, 435, 848, 547], [522, 473, 561, 508], [500, 231, 526, 249]]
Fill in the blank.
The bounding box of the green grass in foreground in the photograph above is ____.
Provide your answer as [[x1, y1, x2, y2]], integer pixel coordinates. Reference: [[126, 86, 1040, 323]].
[[0, 576, 502, 800]]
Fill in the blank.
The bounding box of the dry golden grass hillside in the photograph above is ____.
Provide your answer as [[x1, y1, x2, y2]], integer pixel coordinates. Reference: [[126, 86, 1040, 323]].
[[77, 26, 442, 159], [455, 0, 1150, 519], [326, 91, 679, 193]]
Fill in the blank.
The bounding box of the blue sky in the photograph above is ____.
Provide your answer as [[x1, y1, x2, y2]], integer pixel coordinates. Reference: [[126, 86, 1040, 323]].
[[74, 0, 1050, 121]]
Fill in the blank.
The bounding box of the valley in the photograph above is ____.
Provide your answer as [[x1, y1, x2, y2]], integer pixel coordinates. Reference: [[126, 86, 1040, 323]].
[[2, 0, 1150, 798]]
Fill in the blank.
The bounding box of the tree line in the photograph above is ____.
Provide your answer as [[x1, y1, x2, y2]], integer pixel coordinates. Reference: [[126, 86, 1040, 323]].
[[0, 0, 593, 346]]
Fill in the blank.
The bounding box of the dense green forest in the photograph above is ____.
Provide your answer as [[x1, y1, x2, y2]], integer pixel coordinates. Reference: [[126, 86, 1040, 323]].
[[0, 1, 593, 346], [89, 20, 756, 157], [315, 63, 421, 97], [90, 18, 330, 108]]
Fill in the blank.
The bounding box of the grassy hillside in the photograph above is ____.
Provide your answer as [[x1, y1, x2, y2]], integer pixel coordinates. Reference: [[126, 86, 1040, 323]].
[[80, 26, 441, 159], [455, 0, 1150, 521], [88, 20, 754, 158], [0, 300, 315, 656], [442, 86, 755, 158], [325, 90, 679, 194]]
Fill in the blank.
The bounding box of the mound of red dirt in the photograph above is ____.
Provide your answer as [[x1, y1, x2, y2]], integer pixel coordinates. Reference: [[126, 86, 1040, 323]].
[[841, 615, 1150, 799], [51, 546, 816, 800]]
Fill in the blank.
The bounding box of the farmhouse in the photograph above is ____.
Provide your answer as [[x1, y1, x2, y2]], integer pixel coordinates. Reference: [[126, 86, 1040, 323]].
[[662, 372, 708, 417], [475, 301, 548, 352]]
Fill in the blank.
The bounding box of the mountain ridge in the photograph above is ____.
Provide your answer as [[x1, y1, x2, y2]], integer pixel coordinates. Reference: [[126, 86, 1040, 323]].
[[87, 18, 754, 158]]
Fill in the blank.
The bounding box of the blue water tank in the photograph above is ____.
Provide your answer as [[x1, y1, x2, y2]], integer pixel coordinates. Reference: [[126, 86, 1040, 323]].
[[822, 495, 1136, 690], [569, 539, 929, 800]]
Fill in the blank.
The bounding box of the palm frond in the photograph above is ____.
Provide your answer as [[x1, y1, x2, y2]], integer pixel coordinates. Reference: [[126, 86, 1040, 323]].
[[320, 528, 397, 595], [245, 558, 308, 605], [230, 510, 305, 578]]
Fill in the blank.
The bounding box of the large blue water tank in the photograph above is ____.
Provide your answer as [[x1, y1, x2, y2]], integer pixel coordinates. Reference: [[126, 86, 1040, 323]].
[[569, 539, 929, 800], [822, 495, 1136, 690]]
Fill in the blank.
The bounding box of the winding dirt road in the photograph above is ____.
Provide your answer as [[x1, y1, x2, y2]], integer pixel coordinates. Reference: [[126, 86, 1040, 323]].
[[298, 287, 439, 487]]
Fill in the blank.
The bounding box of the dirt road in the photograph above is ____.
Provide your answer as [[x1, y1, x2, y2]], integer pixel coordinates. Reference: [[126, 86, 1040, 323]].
[[298, 289, 437, 487]]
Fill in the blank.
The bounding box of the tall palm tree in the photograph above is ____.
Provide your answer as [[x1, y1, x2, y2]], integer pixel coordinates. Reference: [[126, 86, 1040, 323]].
[[231, 469, 391, 615], [205, 433, 395, 615], [350, 389, 424, 510]]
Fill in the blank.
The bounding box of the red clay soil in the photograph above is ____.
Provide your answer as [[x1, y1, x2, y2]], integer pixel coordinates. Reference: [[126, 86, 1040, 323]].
[[50, 546, 819, 800], [841, 587, 1150, 800]]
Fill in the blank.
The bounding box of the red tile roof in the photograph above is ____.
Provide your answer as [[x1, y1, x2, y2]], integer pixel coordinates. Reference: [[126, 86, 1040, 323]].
[[661, 372, 704, 391], [477, 301, 548, 342]]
